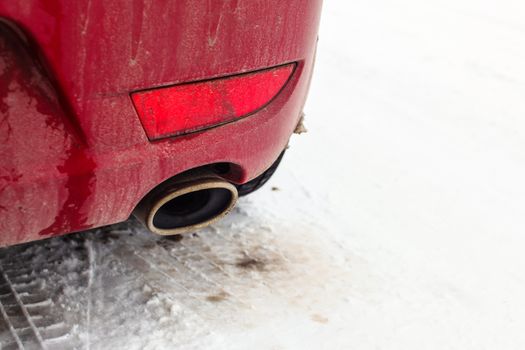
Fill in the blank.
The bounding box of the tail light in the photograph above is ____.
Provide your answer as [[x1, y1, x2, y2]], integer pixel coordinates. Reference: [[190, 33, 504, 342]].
[[131, 63, 296, 140]]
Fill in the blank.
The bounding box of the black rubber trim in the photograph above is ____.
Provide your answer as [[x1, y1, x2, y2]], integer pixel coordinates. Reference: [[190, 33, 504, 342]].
[[236, 151, 285, 197]]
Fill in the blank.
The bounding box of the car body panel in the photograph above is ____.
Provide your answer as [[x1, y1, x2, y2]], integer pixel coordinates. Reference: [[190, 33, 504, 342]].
[[0, 0, 322, 246]]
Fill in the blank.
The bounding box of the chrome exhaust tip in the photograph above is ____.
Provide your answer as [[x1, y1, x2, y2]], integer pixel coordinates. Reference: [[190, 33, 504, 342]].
[[133, 172, 238, 235]]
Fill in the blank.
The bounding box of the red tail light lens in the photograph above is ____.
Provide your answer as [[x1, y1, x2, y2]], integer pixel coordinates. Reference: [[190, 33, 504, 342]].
[[131, 63, 295, 140]]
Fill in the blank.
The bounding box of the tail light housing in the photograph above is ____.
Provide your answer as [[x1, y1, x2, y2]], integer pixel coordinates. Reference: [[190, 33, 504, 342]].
[[131, 63, 296, 140]]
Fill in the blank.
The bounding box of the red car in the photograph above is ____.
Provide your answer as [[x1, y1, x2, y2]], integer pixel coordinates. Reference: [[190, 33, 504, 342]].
[[0, 1, 322, 246]]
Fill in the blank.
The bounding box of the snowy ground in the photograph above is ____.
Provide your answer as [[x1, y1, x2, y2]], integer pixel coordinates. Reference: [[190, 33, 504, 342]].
[[2, 0, 525, 349]]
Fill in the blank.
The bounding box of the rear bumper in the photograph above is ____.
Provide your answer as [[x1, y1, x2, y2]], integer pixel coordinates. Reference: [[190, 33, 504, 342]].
[[77, 57, 313, 231], [0, 1, 321, 245]]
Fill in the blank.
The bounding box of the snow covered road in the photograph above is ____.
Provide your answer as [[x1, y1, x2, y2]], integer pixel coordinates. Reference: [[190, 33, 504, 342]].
[[3, 0, 525, 348]]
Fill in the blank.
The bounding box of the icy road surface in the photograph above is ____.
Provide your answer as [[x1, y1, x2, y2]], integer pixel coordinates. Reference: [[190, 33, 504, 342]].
[[2, 0, 525, 348]]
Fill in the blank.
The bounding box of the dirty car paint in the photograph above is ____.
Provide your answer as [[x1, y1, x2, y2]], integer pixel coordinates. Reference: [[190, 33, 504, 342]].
[[0, 1, 322, 246]]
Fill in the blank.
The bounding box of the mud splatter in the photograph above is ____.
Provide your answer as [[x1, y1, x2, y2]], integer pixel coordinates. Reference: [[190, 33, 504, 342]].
[[235, 257, 267, 271], [311, 314, 329, 324], [206, 291, 229, 303]]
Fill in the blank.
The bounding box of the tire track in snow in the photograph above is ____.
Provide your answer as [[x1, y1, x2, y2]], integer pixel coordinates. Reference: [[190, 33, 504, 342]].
[[0, 285, 24, 349], [0, 266, 46, 349], [0, 235, 94, 349]]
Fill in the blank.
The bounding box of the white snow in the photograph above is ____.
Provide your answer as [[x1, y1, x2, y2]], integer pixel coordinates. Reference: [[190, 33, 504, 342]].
[[2, 0, 525, 349]]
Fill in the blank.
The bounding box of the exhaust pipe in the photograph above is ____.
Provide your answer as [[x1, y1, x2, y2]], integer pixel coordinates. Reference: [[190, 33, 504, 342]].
[[133, 171, 238, 235]]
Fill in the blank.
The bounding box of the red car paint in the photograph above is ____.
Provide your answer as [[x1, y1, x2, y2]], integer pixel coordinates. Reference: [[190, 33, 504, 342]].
[[0, 1, 322, 246]]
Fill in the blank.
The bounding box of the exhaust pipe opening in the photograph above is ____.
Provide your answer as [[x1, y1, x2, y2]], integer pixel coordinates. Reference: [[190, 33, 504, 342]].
[[134, 173, 238, 236]]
